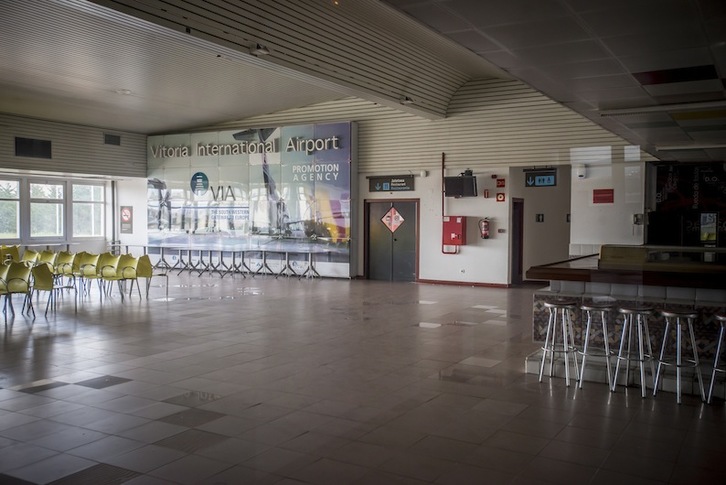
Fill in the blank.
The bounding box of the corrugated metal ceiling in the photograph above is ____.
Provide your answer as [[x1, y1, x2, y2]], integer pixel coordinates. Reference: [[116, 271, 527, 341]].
[[0, 0, 723, 162]]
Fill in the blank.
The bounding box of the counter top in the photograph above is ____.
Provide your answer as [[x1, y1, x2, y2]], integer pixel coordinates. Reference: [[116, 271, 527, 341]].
[[526, 254, 726, 290]]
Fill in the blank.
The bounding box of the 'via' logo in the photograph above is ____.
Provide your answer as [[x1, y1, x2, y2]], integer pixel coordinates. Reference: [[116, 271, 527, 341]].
[[190, 172, 236, 200]]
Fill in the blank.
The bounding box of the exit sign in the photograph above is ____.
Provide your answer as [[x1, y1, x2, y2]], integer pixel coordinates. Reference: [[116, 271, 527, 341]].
[[524, 168, 557, 187]]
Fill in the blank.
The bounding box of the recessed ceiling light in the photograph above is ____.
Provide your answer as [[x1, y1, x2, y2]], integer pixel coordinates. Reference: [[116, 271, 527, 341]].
[[115, 89, 132, 96]]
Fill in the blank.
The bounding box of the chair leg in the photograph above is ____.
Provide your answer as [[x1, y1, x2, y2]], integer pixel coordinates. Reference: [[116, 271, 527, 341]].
[[45, 291, 52, 316], [26, 292, 35, 319]]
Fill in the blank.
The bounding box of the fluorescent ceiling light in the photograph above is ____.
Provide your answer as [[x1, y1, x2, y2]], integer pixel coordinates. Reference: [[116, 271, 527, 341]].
[[655, 143, 726, 151], [600, 100, 726, 117]]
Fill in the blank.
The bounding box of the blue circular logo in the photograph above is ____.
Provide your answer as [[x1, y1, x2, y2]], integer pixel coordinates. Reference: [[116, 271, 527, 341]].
[[191, 172, 209, 195]]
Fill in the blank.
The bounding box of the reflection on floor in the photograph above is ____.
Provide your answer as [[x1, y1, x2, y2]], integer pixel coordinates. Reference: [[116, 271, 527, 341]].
[[0, 275, 724, 484]]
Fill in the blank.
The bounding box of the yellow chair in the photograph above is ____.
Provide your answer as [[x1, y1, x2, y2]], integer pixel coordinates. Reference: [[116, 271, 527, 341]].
[[73, 252, 100, 296], [81, 252, 118, 299], [118, 254, 140, 298], [135, 254, 168, 299], [38, 250, 57, 266], [101, 254, 139, 300], [1, 245, 21, 263], [53, 251, 75, 285], [0, 263, 9, 322], [20, 249, 40, 267], [96, 252, 124, 299], [32, 262, 76, 316], [1, 261, 34, 319]]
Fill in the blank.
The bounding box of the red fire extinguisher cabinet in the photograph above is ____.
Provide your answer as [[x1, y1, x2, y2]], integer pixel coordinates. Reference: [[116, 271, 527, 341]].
[[443, 216, 466, 245]]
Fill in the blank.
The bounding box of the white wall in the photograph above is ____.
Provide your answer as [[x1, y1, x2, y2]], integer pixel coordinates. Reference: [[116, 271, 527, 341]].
[[510, 165, 572, 275], [0, 113, 147, 178], [116, 178, 149, 251], [360, 169, 511, 284], [157, 79, 654, 284], [569, 146, 645, 256]]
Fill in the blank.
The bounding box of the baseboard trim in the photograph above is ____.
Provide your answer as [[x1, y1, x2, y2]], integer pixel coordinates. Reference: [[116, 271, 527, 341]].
[[416, 279, 509, 288]]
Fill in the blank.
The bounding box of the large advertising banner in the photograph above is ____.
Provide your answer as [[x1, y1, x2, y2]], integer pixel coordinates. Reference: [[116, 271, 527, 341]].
[[147, 122, 354, 276]]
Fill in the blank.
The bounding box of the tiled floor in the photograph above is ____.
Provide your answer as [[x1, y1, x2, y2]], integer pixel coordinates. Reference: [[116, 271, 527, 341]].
[[0, 274, 724, 484]]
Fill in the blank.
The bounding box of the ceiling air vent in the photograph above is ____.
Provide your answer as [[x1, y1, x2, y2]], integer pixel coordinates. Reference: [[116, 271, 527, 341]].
[[15, 137, 52, 159], [104, 133, 121, 146]]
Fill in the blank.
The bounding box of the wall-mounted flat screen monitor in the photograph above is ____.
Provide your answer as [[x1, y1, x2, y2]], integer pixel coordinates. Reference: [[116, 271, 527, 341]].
[[444, 175, 478, 198]]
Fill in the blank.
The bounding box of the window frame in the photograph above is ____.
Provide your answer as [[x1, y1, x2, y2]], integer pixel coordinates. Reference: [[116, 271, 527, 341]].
[[71, 182, 106, 238], [0, 175, 109, 245], [0, 177, 21, 242], [28, 181, 65, 240]]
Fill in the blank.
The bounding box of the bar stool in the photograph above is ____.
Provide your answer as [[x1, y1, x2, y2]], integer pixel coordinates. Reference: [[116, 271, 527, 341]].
[[578, 301, 615, 389], [708, 313, 726, 403], [653, 309, 705, 404], [539, 300, 580, 386], [611, 305, 655, 397]]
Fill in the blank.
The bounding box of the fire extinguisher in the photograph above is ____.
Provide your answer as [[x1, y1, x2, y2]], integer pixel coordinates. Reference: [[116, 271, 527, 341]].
[[478, 218, 490, 239]]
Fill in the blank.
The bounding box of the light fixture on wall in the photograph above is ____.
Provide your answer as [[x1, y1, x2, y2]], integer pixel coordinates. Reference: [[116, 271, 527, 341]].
[[574, 164, 587, 179], [250, 43, 270, 56], [399, 95, 414, 105]]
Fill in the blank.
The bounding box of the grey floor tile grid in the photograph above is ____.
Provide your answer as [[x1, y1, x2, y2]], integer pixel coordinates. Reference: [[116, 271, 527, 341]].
[[0, 275, 723, 484]]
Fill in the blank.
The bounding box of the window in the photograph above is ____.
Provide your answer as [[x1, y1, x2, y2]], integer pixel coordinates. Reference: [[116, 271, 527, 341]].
[[0, 176, 108, 242], [29, 182, 64, 238], [72, 184, 104, 237], [0, 179, 20, 239]]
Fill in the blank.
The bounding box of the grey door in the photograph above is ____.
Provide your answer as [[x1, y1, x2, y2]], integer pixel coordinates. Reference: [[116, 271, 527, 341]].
[[367, 201, 417, 281]]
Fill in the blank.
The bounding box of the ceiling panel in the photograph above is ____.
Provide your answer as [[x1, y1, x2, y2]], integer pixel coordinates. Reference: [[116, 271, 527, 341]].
[[447, 0, 570, 27], [618, 48, 715, 72], [511, 41, 612, 66], [484, 18, 590, 49], [385, 0, 726, 162]]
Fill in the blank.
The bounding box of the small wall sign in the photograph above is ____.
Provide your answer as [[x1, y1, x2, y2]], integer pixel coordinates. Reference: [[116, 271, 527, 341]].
[[369, 175, 414, 192], [120, 206, 133, 234], [593, 188, 614, 204]]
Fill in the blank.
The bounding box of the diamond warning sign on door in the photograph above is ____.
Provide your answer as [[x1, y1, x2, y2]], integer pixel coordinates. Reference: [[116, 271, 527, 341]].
[[382, 207, 405, 233]]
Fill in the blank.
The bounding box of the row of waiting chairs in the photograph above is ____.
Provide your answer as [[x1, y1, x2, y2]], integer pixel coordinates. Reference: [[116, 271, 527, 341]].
[[1, 246, 167, 321]]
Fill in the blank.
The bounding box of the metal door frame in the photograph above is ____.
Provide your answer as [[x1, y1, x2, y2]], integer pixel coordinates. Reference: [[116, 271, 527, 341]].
[[511, 197, 524, 285]]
